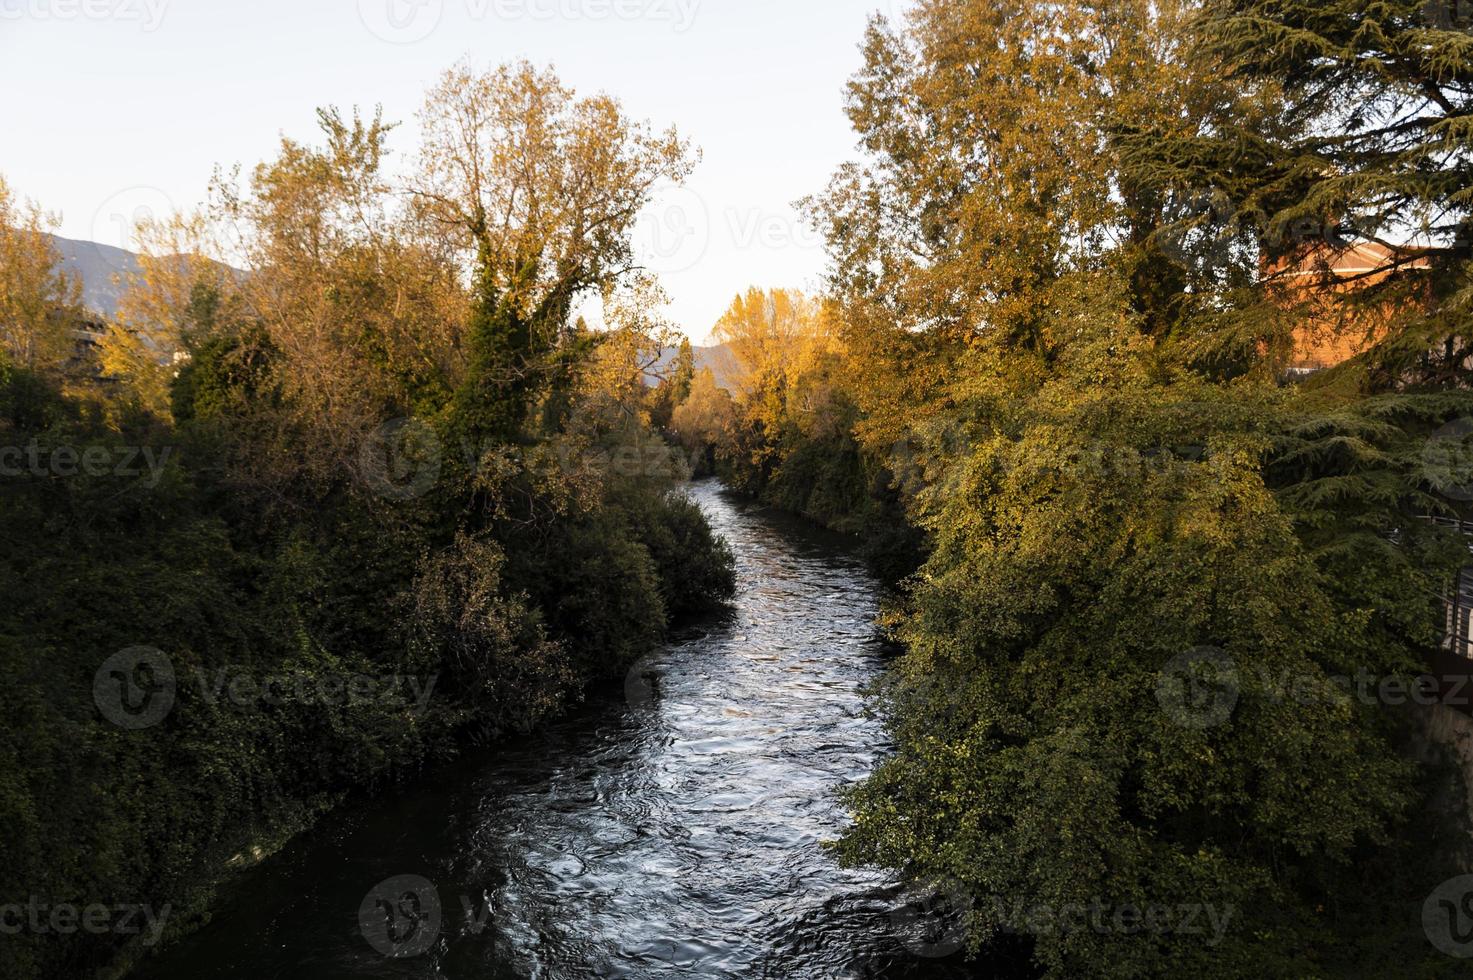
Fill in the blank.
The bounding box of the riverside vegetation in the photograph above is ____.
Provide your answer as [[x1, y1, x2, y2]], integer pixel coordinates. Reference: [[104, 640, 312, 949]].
[[7, 2, 1473, 978], [0, 63, 735, 979], [669, 2, 1473, 977]]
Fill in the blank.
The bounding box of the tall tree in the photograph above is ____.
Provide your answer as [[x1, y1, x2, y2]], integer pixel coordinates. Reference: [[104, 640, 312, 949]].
[[1124, 0, 1473, 384], [649, 335, 695, 429], [99, 212, 247, 418], [808, 3, 1473, 976], [0, 176, 80, 374], [411, 59, 695, 445], [806, 0, 1221, 448]]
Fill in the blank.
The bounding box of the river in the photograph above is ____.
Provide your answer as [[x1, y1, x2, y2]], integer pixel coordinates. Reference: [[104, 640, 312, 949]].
[[139, 481, 976, 979]]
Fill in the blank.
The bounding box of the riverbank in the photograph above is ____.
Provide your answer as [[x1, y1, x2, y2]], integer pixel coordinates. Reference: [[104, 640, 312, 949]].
[[0, 350, 738, 980], [128, 481, 982, 979]]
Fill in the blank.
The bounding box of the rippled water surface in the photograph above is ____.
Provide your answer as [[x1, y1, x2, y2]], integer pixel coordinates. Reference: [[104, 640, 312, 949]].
[[142, 482, 976, 979]]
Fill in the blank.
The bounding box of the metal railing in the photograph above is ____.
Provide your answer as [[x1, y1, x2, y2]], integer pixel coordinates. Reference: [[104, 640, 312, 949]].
[[1417, 516, 1473, 659], [1446, 567, 1473, 660]]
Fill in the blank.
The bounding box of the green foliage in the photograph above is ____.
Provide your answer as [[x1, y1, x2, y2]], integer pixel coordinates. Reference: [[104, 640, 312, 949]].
[[832, 276, 1472, 976], [615, 485, 737, 619], [498, 477, 737, 681], [650, 337, 695, 430], [0, 63, 734, 979], [450, 257, 539, 448], [0, 288, 734, 980], [767, 2, 1473, 974], [170, 326, 277, 425], [719, 393, 923, 581], [406, 532, 574, 733]]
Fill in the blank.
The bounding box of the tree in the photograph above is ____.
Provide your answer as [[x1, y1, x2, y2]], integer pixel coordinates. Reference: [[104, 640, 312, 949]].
[[806, 1, 1228, 447], [1120, 0, 1473, 722], [801, 3, 1473, 975], [650, 336, 695, 429], [712, 288, 821, 393], [233, 107, 466, 484], [1174, 0, 1473, 387], [669, 336, 695, 405], [578, 275, 684, 428], [671, 366, 734, 467], [100, 212, 247, 418], [0, 67, 736, 980], [838, 272, 1459, 976], [0, 175, 80, 374], [412, 59, 696, 444]]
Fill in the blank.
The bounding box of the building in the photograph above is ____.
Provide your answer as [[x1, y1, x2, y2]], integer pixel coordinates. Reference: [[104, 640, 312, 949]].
[[1274, 241, 1434, 376]]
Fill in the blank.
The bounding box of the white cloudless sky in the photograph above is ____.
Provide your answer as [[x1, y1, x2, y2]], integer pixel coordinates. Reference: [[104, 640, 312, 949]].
[[0, 0, 905, 342]]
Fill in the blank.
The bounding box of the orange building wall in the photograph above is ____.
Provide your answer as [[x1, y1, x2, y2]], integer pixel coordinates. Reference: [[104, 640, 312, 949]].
[[1270, 243, 1430, 373]]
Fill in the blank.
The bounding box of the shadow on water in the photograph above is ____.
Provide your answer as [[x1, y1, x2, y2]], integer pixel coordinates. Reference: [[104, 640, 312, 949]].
[[137, 480, 1010, 979]]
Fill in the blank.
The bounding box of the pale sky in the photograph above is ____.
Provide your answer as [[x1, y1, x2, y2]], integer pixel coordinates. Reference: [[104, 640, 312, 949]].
[[0, 0, 904, 342]]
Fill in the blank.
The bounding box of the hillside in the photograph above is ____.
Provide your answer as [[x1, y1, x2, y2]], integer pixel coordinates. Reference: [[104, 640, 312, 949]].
[[650, 341, 738, 390], [49, 235, 143, 319]]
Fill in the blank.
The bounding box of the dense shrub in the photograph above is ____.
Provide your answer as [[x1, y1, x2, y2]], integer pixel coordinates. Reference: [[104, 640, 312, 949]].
[[0, 354, 735, 979]]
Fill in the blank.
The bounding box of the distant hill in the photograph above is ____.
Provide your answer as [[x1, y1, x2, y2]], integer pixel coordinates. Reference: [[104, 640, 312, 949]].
[[49, 236, 246, 322], [650, 342, 739, 390], [49, 236, 143, 320]]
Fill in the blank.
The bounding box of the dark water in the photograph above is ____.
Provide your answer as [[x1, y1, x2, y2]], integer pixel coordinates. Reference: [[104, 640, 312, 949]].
[[139, 481, 977, 979]]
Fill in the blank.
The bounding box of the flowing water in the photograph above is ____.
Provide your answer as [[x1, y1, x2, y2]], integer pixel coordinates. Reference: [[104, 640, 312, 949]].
[[140, 481, 977, 979]]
